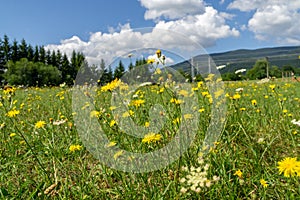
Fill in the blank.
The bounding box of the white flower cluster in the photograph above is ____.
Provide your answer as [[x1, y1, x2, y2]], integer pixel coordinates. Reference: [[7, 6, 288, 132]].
[[53, 119, 67, 126], [291, 119, 300, 126], [256, 78, 270, 84], [235, 87, 244, 92], [180, 155, 220, 194]]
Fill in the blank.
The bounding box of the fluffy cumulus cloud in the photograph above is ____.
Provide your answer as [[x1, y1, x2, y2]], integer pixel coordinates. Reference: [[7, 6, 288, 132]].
[[154, 7, 239, 46], [139, 0, 206, 20], [46, 0, 239, 65], [228, 0, 300, 44], [227, 0, 267, 12]]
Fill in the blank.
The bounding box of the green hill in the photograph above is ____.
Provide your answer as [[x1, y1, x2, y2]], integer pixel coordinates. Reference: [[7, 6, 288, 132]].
[[172, 46, 300, 74]]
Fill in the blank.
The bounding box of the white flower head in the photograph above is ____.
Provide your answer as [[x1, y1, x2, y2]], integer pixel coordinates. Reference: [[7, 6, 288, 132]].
[[291, 119, 300, 126]]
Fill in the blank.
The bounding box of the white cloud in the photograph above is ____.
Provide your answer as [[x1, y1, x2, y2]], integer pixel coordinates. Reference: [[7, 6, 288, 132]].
[[154, 7, 239, 46], [227, 0, 265, 11], [46, 25, 202, 65], [248, 4, 300, 44], [139, 0, 206, 20], [46, 2, 239, 65], [228, 0, 300, 44]]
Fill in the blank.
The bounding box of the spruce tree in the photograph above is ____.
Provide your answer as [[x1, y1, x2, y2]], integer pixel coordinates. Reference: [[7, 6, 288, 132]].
[[27, 45, 34, 61], [19, 38, 28, 59], [45, 49, 51, 65], [61, 53, 70, 84], [33, 45, 39, 62], [3, 35, 11, 62], [39, 46, 46, 63], [114, 60, 125, 79], [11, 39, 19, 62], [0, 37, 5, 83]]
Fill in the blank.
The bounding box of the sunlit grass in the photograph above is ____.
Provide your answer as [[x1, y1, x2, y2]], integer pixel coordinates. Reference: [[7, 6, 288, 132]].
[[0, 78, 299, 199]]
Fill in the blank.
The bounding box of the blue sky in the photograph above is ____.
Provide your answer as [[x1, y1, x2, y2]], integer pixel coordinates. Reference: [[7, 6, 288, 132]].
[[1, 0, 300, 64]]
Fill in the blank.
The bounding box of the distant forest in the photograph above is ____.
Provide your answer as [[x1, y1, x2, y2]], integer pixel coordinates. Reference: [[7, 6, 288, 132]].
[[1, 34, 300, 86], [0, 35, 147, 86]]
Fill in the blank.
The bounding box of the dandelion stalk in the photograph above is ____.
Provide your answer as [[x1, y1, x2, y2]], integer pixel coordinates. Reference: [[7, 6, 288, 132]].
[[3, 105, 51, 182]]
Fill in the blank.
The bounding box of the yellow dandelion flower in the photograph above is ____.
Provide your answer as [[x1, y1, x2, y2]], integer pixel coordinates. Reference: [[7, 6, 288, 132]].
[[260, 179, 268, 188], [122, 111, 130, 118], [234, 170, 243, 178], [199, 108, 205, 113], [106, 141, 117, 147], [114, 150, 124, 160], [69, 144, 82, 152], [293, 131, 297, 135], [170, 98, 183, 104], [0, 123, 5, 129], [129, 110, 134, 116], [109, 106, 117, 111], [178, 90, 189, 97], [205, 74, 215, 82], [109, 120, 116, 127], [232, 93, 241, 100], [214, 89, 224, 99], [10, 133, 16, 137], [251, 99, 257, 106], [3, 86, 16, 95], [184, 114, 193, 119], [277, 157, 300, 177], [6, 109, 20, 118], [142, 133, 162, 144], [207, 95, 213, 104], [269, 84, 276, 91], [147, 58, 155, 64], [101, 79, 121, 92], [145, 122, 150, 127], [201, 91, 209, 97], [157, 87, 165, 93], [173, 117, 181, 125], [35, 121, 46, 129], [154, 68, 162, 74], [130, 99, 145, 107], [90, 110, 101, 118], [197, 81, 203, 88], [156, 49, 161, 58]]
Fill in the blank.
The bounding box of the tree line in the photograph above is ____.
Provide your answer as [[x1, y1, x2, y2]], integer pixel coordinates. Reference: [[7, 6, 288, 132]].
[[221, 59, 300, 81], [0, 35, 87, 86], [0, 35, 147, 87], [4, 34, 296, 86]]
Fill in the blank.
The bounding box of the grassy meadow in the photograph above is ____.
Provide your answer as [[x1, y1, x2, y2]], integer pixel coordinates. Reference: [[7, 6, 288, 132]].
[[0, 77, 300, 199]]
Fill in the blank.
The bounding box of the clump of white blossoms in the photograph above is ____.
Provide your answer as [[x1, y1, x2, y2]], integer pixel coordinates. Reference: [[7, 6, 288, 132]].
[[291, 119, 300, 126], [180, 154, 220, 194]]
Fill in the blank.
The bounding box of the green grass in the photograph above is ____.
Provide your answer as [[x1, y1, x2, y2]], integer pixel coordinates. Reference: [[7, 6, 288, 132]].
[[0, 78, 299, 199]]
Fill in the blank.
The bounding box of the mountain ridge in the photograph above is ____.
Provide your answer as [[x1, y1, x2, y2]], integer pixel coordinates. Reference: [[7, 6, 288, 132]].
[[172, 45, 300, 74]]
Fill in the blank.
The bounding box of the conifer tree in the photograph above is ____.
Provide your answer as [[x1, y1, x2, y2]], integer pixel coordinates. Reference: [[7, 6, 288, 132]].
[[33, 45, 39, 62], [19, 38, 28, 59], [11, 39, 19, 62]]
